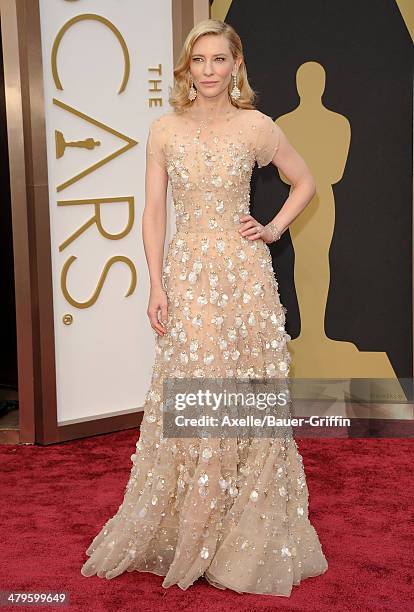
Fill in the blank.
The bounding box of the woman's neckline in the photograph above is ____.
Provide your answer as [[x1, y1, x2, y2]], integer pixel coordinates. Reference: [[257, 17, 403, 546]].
[[182, 106, 242, 125]]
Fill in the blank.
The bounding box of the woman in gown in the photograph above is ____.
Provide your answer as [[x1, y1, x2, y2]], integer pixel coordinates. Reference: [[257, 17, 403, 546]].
[[81, 19, 328, 596]]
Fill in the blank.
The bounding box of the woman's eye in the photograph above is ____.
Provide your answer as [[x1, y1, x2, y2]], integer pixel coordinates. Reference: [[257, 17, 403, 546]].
[[192, 57, 225, 62]]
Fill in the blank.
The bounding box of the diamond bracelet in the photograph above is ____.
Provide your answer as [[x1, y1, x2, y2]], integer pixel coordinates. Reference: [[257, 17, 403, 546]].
[[265, 220, 282, 242]]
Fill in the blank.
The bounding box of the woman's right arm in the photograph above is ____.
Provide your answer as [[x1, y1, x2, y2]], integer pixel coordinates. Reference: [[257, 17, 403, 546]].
[[142, 123, 169, 336]]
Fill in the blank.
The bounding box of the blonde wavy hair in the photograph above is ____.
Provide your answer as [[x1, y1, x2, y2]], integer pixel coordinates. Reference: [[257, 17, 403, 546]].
[[169, 19, 258, 113]]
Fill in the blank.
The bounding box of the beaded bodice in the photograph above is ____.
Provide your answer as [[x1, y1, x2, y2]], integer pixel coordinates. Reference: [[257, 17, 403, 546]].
[[147, 108, 281, 234]]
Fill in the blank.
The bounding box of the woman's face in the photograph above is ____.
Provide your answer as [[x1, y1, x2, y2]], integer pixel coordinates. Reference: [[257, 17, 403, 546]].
[[189, 34, 240, 99]]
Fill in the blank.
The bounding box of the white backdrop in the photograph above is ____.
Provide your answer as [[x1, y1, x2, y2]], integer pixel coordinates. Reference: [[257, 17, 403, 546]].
[[38, 0, 175, 424]]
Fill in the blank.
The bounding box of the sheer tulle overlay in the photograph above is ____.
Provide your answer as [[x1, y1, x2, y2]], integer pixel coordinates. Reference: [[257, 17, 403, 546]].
[[80, 108, 328, 596]]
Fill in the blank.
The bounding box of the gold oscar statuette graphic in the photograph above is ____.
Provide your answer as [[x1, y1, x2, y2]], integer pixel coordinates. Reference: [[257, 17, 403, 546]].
[[55, 130, 101, 158], [275, 61, 407, 408]]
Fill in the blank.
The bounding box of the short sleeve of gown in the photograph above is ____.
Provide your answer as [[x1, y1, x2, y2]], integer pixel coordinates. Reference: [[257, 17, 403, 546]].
[[255, 113, 281, 168], [147, 117, 166, 168]]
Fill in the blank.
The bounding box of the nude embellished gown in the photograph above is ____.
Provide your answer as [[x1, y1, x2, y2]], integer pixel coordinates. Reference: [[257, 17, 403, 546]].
[[80, 107, 328, 596]]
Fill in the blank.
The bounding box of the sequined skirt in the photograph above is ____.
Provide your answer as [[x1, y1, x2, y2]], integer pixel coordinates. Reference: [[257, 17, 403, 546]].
[[80, 228, 328, 596]]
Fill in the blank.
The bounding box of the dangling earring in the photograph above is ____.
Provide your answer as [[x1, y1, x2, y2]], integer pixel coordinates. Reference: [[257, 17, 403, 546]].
[[230, 71, 241, 100], [188, 76, 197, 101]]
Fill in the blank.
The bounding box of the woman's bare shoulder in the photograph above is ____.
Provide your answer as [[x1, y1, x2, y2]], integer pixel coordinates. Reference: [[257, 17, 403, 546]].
[[243, 108, 274, 122], [238, 108, 272, 126], [238, 109, 276, 136], [149, 109, 177, 130]]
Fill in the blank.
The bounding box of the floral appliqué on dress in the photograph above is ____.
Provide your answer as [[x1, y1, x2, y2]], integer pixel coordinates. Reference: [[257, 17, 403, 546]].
[[81, 108, 328, 597]]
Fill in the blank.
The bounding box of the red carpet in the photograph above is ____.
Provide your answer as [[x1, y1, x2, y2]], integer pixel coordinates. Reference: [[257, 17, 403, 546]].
[[0, 431, 412, 611]]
